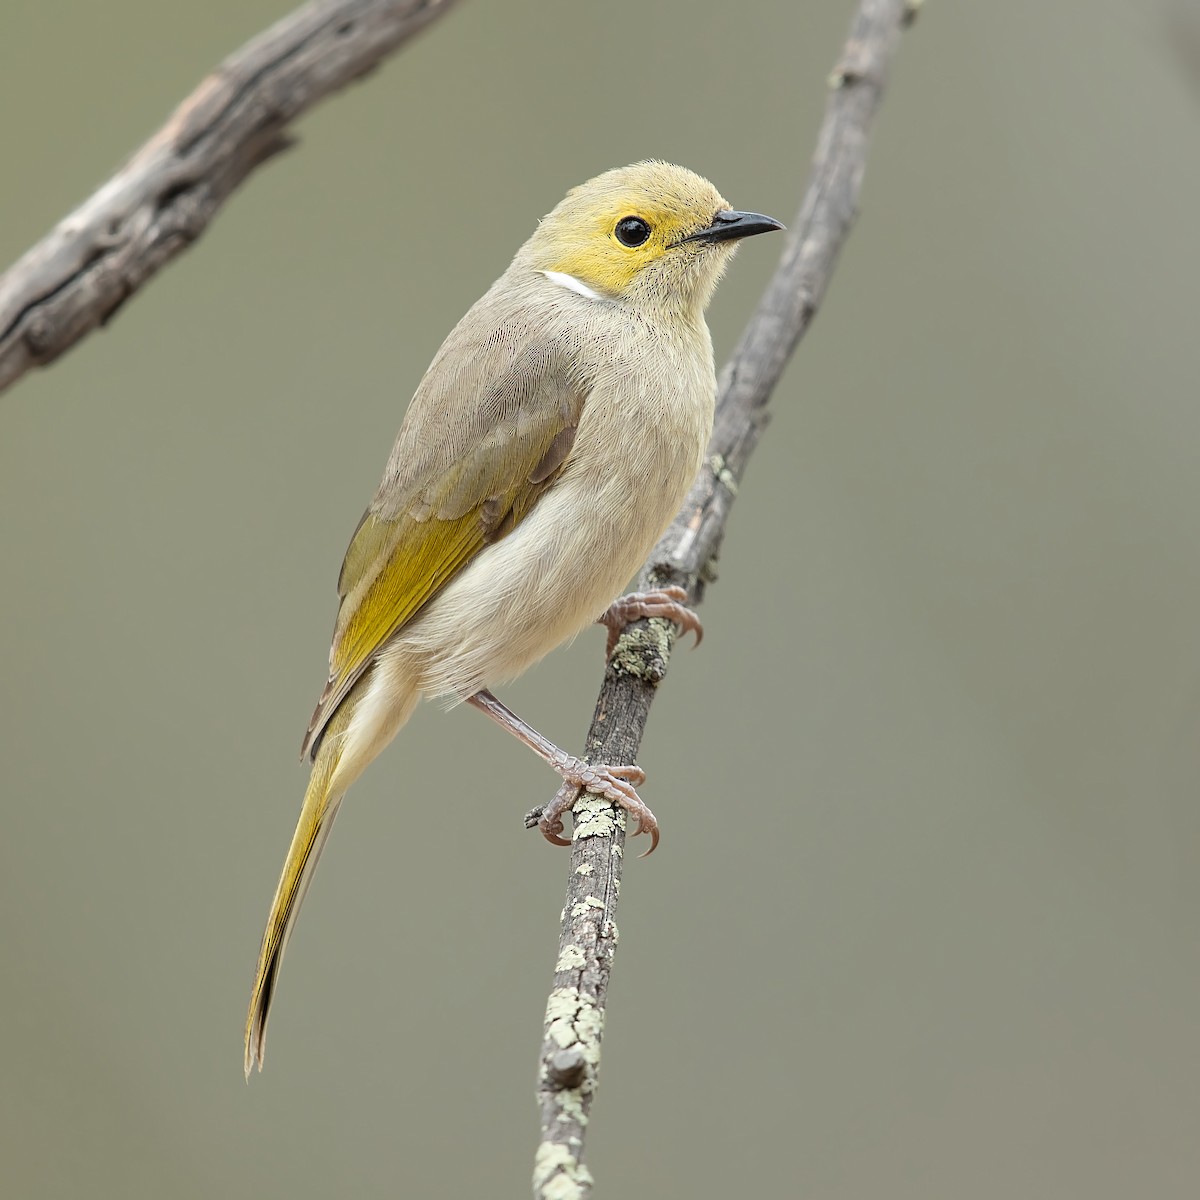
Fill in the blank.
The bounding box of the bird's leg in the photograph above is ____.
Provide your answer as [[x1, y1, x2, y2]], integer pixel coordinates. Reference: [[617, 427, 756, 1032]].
[[465, 688, 658, 852], [598, 586, 703, 658]]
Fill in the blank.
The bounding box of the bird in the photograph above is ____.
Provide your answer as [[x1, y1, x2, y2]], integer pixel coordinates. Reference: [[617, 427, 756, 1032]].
[[244, 161, 783, 1076]]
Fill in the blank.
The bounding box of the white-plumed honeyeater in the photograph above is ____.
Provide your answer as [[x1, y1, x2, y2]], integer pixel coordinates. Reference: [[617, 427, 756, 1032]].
[[244, 161, 783, 1075]]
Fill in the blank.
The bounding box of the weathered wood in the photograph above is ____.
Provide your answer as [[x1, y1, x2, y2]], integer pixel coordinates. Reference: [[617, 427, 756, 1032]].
[[531, 2, 918, 1196], [0, 0, 458, 394]]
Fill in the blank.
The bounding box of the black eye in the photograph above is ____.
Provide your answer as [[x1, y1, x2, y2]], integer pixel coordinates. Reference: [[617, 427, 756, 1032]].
[[614, 216, 651, 248]]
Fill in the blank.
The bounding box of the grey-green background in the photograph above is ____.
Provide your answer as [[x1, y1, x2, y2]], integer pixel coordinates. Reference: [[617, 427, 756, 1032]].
[[2, 1, 1197, 1196]]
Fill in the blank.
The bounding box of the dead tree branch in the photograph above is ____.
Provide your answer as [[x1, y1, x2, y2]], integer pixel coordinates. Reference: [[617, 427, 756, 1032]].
[[0, 0, 458, 395], [531, 2, 917, 1196]]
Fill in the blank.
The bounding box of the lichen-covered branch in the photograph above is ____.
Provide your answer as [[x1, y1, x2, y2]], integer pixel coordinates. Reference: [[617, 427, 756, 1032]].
[[531, 2, 917, 1196], [0, 0, 458, 395]]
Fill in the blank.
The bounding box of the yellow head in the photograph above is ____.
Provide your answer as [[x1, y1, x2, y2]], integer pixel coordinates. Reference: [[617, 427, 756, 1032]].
[[522, 161, 783, 314]]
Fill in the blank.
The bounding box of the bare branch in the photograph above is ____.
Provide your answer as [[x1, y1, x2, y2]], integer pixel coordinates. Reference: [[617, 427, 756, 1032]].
[[0, 0, 458, 395], [531, 2, 917, 1195]]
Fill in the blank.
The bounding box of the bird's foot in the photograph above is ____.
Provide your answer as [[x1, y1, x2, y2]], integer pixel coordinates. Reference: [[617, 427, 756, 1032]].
[[466, 688, 660, 853], [536, 756, 658, 854], [598, 586, 703, 658]]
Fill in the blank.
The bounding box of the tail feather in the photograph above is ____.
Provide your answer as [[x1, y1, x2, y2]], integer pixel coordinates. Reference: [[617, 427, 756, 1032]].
[[244, 716, 348, 1078], [245, 660, 420, 1078]]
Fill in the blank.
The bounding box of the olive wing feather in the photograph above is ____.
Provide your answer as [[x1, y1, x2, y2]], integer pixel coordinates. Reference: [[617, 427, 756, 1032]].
[[302, 326, 585, 759]]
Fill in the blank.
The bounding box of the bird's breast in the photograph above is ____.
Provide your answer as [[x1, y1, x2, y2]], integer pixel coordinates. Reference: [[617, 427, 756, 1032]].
[[392, 320, 716, 699]]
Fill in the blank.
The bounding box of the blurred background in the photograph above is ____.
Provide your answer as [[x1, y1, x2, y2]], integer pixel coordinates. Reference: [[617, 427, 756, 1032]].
[[2, 1, 1198, 1196]]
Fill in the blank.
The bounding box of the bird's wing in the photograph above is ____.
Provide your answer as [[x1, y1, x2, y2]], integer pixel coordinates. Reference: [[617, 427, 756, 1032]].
[[302, 314, 586, 759]]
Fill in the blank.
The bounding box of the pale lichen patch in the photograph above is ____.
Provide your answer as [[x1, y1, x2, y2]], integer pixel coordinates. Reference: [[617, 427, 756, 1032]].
[[574, 1000, 604, 1065], [611, 622, 672, 680], [556, 943, 586, 972], [553, 1088, 588, 1126], [545, 987, 582, 1048], [570, 896, 605, 919], [544, 986, 606, 1076], [573, 795, 623, 840], [533, 1142, 593, 1200], [709, 451, 738, 495]]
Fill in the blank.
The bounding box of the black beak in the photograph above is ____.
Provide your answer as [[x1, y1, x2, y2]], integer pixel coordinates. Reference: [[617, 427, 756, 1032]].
[[682, 209, 786, 245]]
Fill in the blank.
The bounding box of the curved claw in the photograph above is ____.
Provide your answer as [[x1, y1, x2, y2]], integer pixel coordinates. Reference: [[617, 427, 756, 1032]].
[[599, 587, 703, 659], [630, 805, 660, 856], [541, 759, 659, 854], [538, 786, 575, 847]]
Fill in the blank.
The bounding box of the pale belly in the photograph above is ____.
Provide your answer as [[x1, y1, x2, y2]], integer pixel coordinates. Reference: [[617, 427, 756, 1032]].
[[384, 387, 710, 700]]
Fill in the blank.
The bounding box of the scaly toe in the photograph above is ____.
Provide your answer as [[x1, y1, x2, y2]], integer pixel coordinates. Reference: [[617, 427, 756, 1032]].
[[538, 782, 579, 846], [599, 588, 704, 659]]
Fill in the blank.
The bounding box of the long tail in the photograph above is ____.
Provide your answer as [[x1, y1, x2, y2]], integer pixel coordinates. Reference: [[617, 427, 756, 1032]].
[[244, 663, 421, 1077], [244, 704, 354, 1078]]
